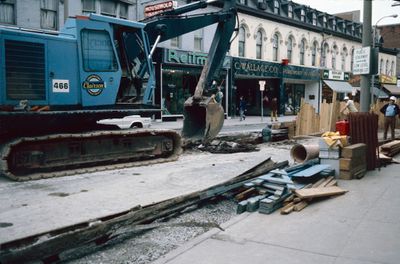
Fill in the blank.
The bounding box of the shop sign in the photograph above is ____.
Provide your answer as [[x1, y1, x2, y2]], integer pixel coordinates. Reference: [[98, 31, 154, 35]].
[[233, 58, 281, 78], [144, 1, 177, 17], [322, 70, 350, 81], [282, 65, 320, 81], [379, 74, 397, 84], [164, 49, 230, 68]]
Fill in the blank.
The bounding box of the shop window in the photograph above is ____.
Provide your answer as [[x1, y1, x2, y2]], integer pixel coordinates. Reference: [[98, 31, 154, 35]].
[[101, 0, 117, 17], [82, 0, 96, 15], [287, 36, 293, 63], [41, 0, 58, 30], [194, 28, 203, 51], [312, 41, 317, 66], [238, 26, 246, 57], [120, 2, 128, 19], [273, 33, 279, 62], [0, 0, 15, 25], [300, 39, 305, 65], [256, 30, 263, 59], [81, 29, 118, 72]]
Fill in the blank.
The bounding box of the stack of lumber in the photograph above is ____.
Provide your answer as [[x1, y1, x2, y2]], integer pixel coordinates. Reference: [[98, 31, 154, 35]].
[[339, 143, 367, 180], [280, 176, 347, 215], [380, 140, 400, 157], [236, 169, 294, 214], [235, 163, 337, 215]]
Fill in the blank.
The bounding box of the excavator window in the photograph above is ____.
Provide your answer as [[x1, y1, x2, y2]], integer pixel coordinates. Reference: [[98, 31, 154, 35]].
[[81, 29, 118, 72]]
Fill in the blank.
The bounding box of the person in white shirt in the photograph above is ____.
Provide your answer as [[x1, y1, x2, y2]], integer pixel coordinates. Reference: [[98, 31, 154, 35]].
[[340, 96, 358, 114]]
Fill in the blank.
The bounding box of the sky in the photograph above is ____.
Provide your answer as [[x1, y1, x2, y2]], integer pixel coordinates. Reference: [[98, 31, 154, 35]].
[[293, 0, 400, 25]]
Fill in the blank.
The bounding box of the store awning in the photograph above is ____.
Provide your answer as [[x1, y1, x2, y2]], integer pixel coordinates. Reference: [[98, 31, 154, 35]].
[[382, 84, 400, 96], [354, 87, 389, 99], [323, 80, 354, 93]]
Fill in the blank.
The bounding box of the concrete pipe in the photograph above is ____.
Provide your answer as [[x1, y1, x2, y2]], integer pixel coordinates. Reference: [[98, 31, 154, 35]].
[[290, 144, 319, 163]]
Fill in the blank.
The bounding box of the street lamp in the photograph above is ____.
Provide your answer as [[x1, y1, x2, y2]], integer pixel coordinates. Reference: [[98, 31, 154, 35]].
[[371, 14, 398, 103]]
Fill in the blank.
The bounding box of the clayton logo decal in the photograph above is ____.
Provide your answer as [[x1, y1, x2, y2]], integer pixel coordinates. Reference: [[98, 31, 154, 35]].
[[82, 74, 106, 96]]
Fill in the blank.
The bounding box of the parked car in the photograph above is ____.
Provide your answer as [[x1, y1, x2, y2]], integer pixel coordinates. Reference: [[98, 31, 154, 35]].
[[97, 115, 151, 129]]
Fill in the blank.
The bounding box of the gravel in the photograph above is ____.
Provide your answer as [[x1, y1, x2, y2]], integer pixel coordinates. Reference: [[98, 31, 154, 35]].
[[63, 199, 237, 264]]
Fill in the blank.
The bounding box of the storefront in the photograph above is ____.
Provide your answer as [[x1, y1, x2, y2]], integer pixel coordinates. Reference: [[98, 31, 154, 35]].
[[232, 57, 320, 116], [380, 74, 400, 98], [232, 57, 281, 116], [158, 48, 230, 119], [282, 65, 320, 114], [321, 70, 354, 104]]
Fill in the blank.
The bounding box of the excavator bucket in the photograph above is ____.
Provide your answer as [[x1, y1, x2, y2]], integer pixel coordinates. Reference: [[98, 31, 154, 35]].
[[182, 96, 224, 142]]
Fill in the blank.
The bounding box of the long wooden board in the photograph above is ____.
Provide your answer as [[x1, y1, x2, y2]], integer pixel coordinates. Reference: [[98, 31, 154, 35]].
[[294, 186, 347, 199]]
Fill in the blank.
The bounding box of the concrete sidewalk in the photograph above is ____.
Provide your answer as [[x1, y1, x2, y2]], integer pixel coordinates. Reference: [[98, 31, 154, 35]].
[[154, 164, 400, 264]]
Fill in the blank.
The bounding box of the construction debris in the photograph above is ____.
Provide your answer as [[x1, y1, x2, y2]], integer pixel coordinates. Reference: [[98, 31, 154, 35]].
[[339, 143, 367, 180], [234, 161, 346, 216], [380, 140, 400, 157]]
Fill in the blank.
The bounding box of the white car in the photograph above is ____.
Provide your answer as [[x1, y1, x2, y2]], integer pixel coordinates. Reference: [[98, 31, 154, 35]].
[[97, 115, 151, 129]]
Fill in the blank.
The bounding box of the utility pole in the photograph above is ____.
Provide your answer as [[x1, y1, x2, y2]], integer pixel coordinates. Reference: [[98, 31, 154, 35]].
[[360, 0, 372, 112]]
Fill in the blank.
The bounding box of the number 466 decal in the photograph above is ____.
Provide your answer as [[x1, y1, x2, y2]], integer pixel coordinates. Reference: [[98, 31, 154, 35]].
[[52, 79, 70, 93]]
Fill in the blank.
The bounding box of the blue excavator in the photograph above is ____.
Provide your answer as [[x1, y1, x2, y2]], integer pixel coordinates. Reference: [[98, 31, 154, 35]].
[[0, 0, 237, 181]]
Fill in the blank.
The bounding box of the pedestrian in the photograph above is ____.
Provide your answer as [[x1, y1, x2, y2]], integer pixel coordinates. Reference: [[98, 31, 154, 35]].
[[239, 96, 246, 121], [340, 96, 358, 114], [214, 87, 223, 104], [380, 96, 400, 140], [270, 97, 278, 122]]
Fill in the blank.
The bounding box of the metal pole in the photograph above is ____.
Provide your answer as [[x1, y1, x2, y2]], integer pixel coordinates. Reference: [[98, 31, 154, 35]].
[[371, 25, 375, 105], [360, 0, 372, 112], [261, 90, 264, 121]]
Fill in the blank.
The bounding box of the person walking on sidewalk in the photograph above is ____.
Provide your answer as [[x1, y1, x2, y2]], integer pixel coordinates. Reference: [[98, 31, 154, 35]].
[[239, 96, 246, 121], [270, 97, 278, 122], [380, 96, 400, 140]]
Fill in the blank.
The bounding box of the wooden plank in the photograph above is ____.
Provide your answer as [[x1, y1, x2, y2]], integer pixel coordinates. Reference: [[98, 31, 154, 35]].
[[325, 179, 338, 187], [312, 177, 328, 188], [341, 143, 367, 158], [294, 186, 347, 199], [234, 187, 257, 201], [293, 201, 308, 211], [320, 176, 335, 187], [280, 202, 295, 214], [292, 164, 331, 177]]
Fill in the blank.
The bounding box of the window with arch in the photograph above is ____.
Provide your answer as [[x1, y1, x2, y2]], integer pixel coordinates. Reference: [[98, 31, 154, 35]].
[[341, 47, 347, 71], [273, 33, 279, 61], [287, 36, 293, 62], [350, 49, 354, 71], [332, 19, 337, 31], [256, 30, 263, 59], [238, 26, 246, 57], [323, 16, 327, 27], [391, 61, 395, 76], [332, 46, 337, 69], [288, 5, 293, 18], [386, 59, 390, 75], [380, 58, 384, 74], [312, 41, 317, 66], [300, 9, 305, 22], [274, 0, 280, 14], [312, 13, 317, 26], [321, 43, 329, 68], [300, 39, 306, 65]]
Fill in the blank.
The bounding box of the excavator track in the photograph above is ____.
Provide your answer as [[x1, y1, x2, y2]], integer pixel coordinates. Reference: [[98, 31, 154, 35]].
[[0, 129, 181, 181]]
